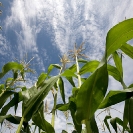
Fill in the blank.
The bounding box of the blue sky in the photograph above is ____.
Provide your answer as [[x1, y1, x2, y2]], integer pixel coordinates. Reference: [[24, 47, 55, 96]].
[[1, 0, 133, 132]]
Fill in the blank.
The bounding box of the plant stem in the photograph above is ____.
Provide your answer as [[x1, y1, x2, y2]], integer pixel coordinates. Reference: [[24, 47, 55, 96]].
[[85, 120, 92, 133], [51, 93, 57, 127], [75, 56, 81, 88], [16, 116, 24, 133]]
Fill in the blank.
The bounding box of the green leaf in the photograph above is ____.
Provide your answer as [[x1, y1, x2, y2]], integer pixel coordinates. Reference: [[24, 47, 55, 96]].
[[75, 61, 108, 124], [0, 92, 22, 115], [0, 91, 16, 109], [104, 116, 111, 133], [69, 64, 77, 73], [56, 103, 69, 111], [0, 114, 21, 124], [110, 118, 117, 133], [78, 59, 88, 63], [120, 43, 133, 59], [62, 130, 68, 133], [123, 100, 130, 132], [32, 102, 55, 133], [22, 75, 60, 121], [99, 88, 133, 109], [90, 115, 99, 133], [47, 64, 61, 75], [65, 77, 75, 87], [69, 101, 82, 133], [107, 64, 122, 82], [79, 60, 100, 75], [106, 18, 133, 58], [36, 73, 47, 87], [58, 77, 66, 104], [113, 51, 123, 77], [129, 97, 133, 132], [0, 62, 24, 79], [62, 69, 77, 78], [110, 117, 128, 133]]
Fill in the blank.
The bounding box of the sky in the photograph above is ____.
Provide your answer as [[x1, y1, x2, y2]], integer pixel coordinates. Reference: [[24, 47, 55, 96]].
[[1, 0, 133, 132]]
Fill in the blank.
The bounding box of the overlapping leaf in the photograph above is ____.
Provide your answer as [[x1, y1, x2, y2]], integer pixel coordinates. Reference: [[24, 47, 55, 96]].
[[32, 102, 55, 133], [0, 62, 24, 79], [106, 18, 133, 58], [75, 59, 108, 124], [99, 88, 133, 109]]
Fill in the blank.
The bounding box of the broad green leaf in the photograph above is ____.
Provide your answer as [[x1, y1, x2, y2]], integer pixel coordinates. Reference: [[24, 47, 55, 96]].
[[47, 64, 61, 75], [65, 77, 75, 87], [56, 103, 69, 111], [79, 60, 100, 75], [78, 59, 88, 63], [62, 69, 77, 78], [129, 97, 133, 132], [0, 114, 21, 124], [72, 87, 79, 96], [22, 86, 38, 122], [58, 77, 66, 104], [99, 89, 133, 109], [69, 64, 77, 73], [36, 73, 47, 87], [69, 101, 82, 133], [75, 61, 108, 124], [22, 75, 60, 121], [0, 62, 24, 79], [120, 43, 133, 59], [0, 92, 22, 115], [32, 102, 55, 133], [0, 91, 16, 108], [107, 64, 122, 82], [113, 51, 123, 77], [106, 18, 133, 58], [104, 116, 111, 133], [90, 115, 99, 133]]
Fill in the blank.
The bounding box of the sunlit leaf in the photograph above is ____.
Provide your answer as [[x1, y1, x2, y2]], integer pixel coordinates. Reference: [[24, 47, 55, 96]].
[[120, 43, 133, 59], [113, 51, 123, 77], [106, 18, 133, 58], [99, 88, 133, 109], [65, 77, 75, 87], [75, 60, 108, 124], [22, 75, 60, 121], [47, 64, 61, 75], [107, 64, 122, 82], [0, 62, 24, 79], [36, 73, 47, 87], [62, 69, 77, 78], [79, 60, 99, 75]]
